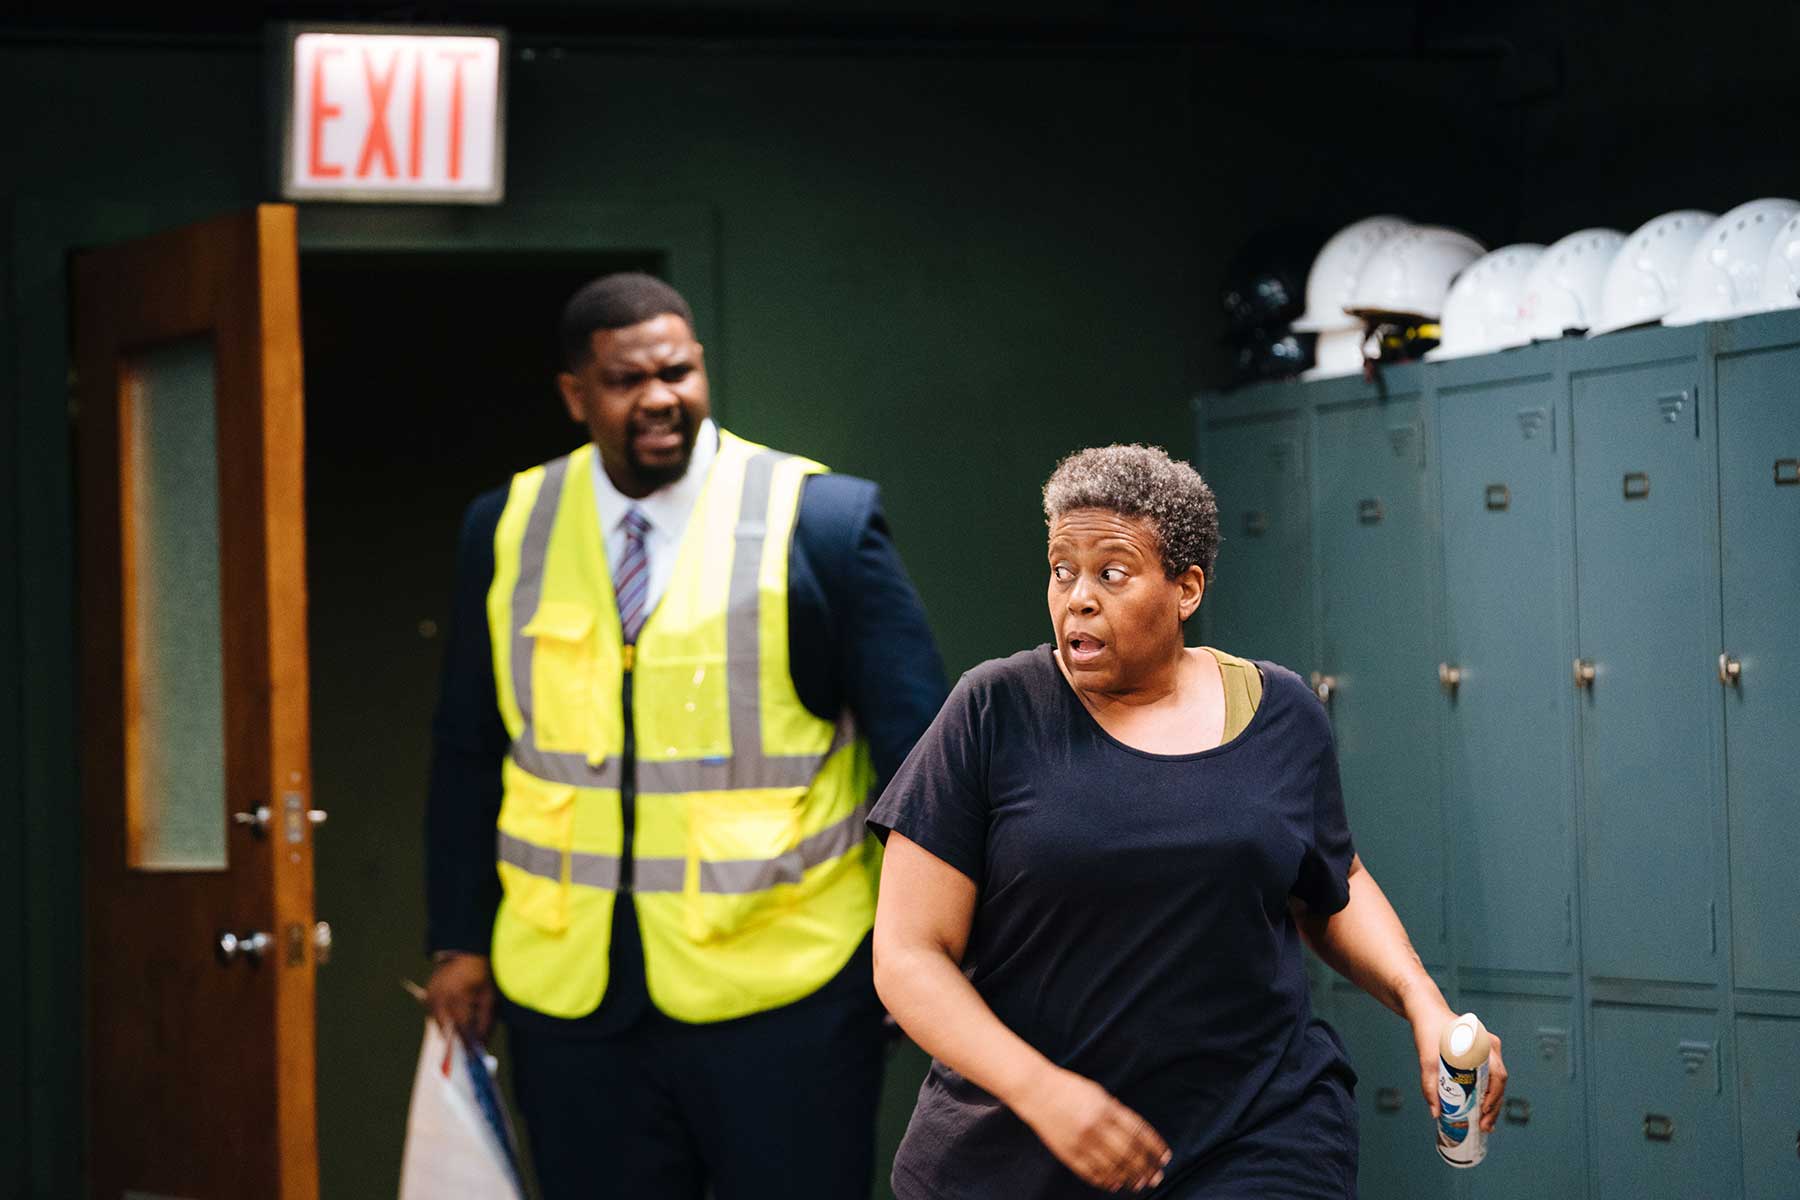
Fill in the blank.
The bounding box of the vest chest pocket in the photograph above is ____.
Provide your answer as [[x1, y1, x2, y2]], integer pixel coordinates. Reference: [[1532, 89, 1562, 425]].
[[521, 602, 597, 753], [497, 770, 578, 933], [683, 790, 813, 944]]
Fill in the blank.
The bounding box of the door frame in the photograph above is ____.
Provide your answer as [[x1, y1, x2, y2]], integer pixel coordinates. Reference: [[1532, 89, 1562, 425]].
[[6, 193, 717, 1197]]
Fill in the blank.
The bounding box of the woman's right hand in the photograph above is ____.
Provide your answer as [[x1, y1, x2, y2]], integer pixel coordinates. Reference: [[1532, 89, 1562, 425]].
[[1015, 1067, 1171, 1193]]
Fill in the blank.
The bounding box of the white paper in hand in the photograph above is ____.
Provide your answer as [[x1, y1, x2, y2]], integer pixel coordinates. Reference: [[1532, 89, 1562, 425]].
[[398, 1019, 526, 1200]]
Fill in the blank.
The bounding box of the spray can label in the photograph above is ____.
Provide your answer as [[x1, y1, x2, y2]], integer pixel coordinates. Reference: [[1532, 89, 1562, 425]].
[[1435, 1056, 1488, 1166]]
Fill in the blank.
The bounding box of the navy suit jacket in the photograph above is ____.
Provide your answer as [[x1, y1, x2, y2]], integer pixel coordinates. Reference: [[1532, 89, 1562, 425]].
[[426, 466, 948, 1032]]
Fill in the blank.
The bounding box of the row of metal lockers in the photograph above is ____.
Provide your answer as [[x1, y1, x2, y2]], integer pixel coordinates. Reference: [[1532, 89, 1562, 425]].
[[1194, 308, 1800, 1199]]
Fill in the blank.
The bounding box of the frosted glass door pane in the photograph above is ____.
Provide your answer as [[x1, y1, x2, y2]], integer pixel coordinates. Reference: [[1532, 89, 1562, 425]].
[[125, 339, 227, 871]]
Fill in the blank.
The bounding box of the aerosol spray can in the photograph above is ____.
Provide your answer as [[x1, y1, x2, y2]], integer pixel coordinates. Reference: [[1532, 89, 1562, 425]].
[[1435, 1012, 1490, 1167]]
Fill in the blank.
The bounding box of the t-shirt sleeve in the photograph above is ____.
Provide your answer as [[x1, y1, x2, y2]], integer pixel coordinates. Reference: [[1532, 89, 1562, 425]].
[[866, 671, 990, 887], [1292, 724, 1356, 915]]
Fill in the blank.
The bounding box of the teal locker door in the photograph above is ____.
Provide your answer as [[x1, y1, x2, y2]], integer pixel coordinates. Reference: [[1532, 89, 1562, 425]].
[[1736, 1015, 1800, 1198], [1461, 992, 1584, 1200], [1198, 414, 1312, 674], [1572, 364, 1720, 985], [1438, 380, 1577, 974], [1716, 346, 1800, 993], [1316, 394, 1445, 957], [1331, 987, 1442, 1200], [1591, 1005, 1738, 1200]]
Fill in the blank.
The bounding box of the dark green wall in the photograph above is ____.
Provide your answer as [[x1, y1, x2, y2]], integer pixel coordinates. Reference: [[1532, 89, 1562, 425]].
[[1, 34, 1198, 1199]]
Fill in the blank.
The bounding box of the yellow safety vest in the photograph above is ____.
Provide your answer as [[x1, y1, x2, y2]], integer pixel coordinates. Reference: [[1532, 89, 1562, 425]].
[[486, 431, 879, 1022]]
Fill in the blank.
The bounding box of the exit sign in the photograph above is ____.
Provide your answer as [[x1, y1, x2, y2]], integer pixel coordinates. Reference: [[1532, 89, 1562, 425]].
[[278, 25, 507, 204]]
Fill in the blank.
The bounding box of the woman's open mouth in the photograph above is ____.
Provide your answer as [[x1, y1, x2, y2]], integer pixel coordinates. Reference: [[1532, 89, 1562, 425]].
[[1065, 633, 1107, 665]]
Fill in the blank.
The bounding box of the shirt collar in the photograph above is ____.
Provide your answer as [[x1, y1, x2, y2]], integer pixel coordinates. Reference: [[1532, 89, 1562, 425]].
[[589, 418, 719, 537]]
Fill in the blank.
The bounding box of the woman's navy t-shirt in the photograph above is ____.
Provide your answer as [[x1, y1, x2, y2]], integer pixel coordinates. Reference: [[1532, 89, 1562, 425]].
[[868, 646, 1359, 1199]]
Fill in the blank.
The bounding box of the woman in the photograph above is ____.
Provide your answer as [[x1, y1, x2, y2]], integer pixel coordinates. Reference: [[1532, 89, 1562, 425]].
[[868, 444, 1506, 1197]]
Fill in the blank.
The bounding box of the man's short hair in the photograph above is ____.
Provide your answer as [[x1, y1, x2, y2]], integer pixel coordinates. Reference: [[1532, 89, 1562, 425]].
[[560, 273, 695, 368]]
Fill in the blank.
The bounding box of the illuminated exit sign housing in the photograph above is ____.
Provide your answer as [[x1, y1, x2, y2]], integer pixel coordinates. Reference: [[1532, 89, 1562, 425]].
[[277, 24, 507, 204]]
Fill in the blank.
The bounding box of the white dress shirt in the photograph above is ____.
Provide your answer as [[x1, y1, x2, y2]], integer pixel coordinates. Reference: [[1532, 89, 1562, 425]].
[[589, 418, 720, 618]]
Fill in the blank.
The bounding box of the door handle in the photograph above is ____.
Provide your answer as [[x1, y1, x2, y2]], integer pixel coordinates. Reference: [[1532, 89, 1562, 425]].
[[233, 805, 272, 836], [1375, 1087, 1403, 1113], [234, 803, 326, 838], [1573, 659, 1597, 690], [1504, 1097, 1531, 1125], [1438, 662, 1463, 697], [216, 930, 273, 966], [1310, 672, 1337, 708], [1718, 653, 1742, 687], [1643, 1113, 1675, 1142]]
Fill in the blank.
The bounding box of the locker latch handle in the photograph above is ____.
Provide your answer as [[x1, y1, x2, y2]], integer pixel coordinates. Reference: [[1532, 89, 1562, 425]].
[[1573, 659, 1597, 690], [1357, 498, 1385, 525], [1484, 483, 1511, 511], [1718, 653, 1742, 687], [1438, 662, 1464, 697], [1309, 672, 1337, 708], [1776, 458, 1799, 486], [1643, 1113, 1675, 1142], [1623, 472, 1651, 501], [1242, 510, 1269, 537], [1376, 1087, 1403, 1113], [1503, 1098, 1531, 1126]]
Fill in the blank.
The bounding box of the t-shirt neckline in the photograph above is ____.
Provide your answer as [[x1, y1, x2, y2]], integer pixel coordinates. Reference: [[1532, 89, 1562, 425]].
[[1041, 643, 1273, 763]]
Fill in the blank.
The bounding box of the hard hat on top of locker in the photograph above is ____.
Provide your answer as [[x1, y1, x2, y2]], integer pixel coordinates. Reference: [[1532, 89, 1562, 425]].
[[1428, 243, 1544, 360], [1343, 226, 1486, 323], [1589, 210, 1716, 336], [1302, 326, 1365, 380], [1757, 210, 1800, 312], [1517, 228, 1625, 341], [1220, 229, 1323, 339], [1229, 327, 1316, 386], [1292, 215, 1412, 333], [1664, 198, 1800, 326]]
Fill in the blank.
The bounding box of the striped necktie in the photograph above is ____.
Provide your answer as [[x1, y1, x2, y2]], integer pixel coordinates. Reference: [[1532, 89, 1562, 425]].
[[614, 507, 652, 644]]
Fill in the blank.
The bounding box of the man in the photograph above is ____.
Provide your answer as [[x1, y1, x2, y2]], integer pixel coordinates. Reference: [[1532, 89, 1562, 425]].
[[425, 273, 947, 1199]]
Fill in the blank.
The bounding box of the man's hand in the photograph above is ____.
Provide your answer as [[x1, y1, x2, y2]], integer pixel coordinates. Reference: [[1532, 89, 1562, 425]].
[[426, 952, 496, 1041], [1014, 1067, 1171, 1193]]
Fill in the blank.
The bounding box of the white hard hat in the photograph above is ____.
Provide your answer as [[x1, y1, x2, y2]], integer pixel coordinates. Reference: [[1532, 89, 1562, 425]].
[[1589, 210, 1717, 336], [1757, 210, 1800, 312], [1292, 216, 1413, 333], [1428, 244, 1545, 359], [1344, 226, 1487, 322], [1664, 198, 1800, 326], [1517, 229, 1625, 341], [1301, 327, 1365, 380]]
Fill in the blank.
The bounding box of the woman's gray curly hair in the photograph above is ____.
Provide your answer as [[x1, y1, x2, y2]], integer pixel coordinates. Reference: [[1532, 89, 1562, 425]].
[[1042, 444, 1220, 581]]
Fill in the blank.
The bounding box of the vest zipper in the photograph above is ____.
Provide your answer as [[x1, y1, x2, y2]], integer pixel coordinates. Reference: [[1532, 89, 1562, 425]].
[[619, 642, 636, 894]]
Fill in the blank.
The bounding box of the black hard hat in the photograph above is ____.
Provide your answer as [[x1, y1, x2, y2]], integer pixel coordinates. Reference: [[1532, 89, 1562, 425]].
[[1230, 327, 1317, 386], [1221, 228, 1324, 339]]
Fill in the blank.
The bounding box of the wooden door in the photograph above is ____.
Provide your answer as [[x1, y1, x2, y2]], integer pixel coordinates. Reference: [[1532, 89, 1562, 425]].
[[74, 206, 317, 1200]]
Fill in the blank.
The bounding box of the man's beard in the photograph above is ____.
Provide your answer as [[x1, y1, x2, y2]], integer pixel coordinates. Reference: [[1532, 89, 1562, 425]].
[[626, 419, 696, 490]]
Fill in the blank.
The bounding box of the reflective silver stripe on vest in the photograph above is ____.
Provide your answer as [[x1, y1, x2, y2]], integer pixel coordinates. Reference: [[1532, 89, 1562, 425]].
[[496, 803, 872, 895], [505, 444, 847, 792], [698, 801, 873, 894], [509, 454, 571, 765], [499, 831, 622, 891]]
